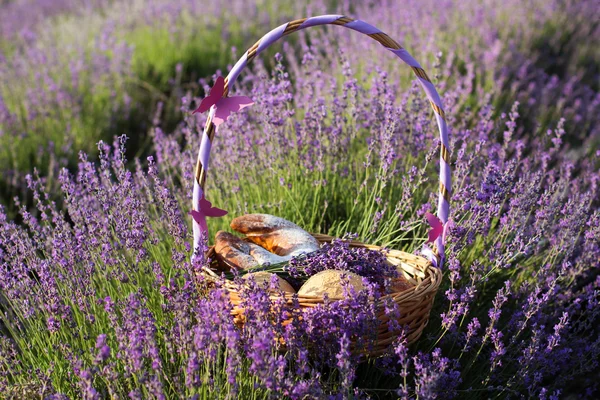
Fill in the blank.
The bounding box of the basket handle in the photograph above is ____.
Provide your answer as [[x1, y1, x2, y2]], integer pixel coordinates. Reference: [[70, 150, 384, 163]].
[[191, 15, 451, 267]]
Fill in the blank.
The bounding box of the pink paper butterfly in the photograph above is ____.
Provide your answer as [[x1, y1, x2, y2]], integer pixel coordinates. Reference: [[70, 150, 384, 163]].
[[425, 212, 453, 243], [193, 76, 254, 126], [190, 194, 228, 235]]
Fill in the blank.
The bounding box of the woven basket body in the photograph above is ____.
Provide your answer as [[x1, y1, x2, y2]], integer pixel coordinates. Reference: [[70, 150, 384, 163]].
[[204, 234, 442, 356], [192, 15, 451, 356]]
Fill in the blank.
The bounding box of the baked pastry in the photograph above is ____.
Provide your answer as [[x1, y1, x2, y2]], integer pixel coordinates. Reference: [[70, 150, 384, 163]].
[[298, 270, 364, 299], [214, 231, 258, 270], [242, 271, 295, 293], [230, 214, 320, 257], [246, 242, 290, 265], [390, 274, 413, 293], [214, 231, 289, 269]]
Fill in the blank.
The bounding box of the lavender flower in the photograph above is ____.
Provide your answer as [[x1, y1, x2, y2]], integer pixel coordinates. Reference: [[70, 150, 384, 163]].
[[286, 239, 397, 287]]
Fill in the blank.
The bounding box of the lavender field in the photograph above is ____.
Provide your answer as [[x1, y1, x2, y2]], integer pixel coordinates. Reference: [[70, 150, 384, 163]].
[[0, 0, 599, 398]]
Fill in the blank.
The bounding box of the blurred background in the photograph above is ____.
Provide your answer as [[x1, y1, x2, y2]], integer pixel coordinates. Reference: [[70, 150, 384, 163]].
[[0, 0, 598, 218]]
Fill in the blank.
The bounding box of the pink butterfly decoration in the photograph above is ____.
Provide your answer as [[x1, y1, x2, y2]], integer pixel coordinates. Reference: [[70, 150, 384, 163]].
[[425, 212, 453, 243], [193, 76, 254, 126], [190, 194, 228, 235]]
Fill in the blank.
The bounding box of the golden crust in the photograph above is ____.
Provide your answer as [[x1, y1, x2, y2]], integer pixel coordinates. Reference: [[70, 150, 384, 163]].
[[230, 214, 320, 256], [298, 270, 364, 299], [214, 231, 258, 270]]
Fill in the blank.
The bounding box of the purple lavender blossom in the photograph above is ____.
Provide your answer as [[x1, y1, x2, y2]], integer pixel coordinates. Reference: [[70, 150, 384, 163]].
[[286, 239, 397, 288]]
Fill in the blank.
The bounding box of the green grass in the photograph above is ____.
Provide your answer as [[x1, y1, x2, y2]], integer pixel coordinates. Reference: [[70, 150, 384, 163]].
[[0, 0, 303, 214]]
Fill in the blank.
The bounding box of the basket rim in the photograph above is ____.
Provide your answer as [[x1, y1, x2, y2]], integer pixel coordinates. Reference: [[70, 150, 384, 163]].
[[200, 233, 442, 304]]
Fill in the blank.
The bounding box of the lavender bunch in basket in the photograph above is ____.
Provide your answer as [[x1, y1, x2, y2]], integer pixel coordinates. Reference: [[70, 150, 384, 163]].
[[285, 239, 398, 286]]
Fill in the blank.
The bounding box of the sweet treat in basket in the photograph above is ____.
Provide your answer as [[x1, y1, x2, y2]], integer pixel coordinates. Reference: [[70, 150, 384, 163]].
[[242, 271, 295, 294], [391, 274, 414, 293], [231, 214, 320, 257], [215, 231, 289, 269], [246, 243, 290, 265], [214, 231, 258, 270], [297, 270, 364, 299]]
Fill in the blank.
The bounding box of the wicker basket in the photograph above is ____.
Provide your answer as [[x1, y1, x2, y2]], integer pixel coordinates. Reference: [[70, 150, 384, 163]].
[[191, 15, 451, 357], [203, 234, 442, 356]]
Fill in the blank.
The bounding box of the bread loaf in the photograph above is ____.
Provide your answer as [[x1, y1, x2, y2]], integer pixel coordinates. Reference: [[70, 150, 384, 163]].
[[214, 231, 289, 270], [243, 271, 295, 293], [298, 270, 364, 299], [390, 274, 413, 293], [214, 231, 258, 270], [246, 242, 290, 265], [230, 214, 320, 257]]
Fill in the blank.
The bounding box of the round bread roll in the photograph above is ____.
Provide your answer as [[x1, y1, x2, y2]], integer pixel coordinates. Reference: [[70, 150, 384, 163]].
[[298, 270, 364, 299], [243, 271, 295, 293], [230, 214, 320, 257]]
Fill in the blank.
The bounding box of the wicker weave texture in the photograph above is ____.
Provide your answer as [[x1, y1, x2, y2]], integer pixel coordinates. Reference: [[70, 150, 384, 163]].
[[203, 234, 442, 357]]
